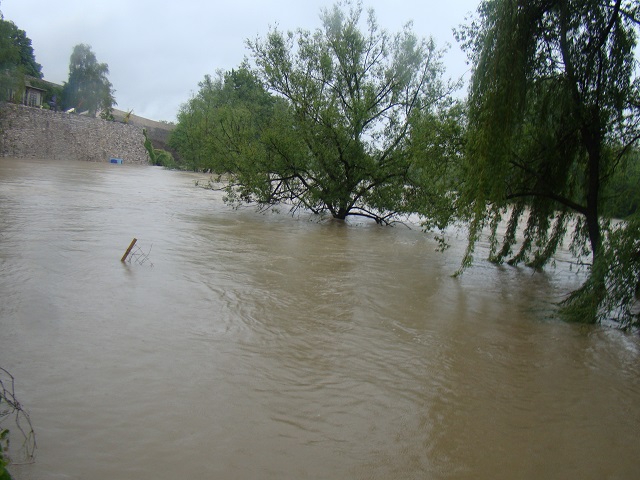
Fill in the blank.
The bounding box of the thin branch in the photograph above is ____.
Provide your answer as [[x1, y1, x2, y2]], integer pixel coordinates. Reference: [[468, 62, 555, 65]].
[[0, 367, 36, 465], [505, 190, 588, 216]]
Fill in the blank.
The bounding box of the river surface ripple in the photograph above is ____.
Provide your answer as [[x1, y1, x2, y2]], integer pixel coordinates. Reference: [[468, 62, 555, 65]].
[[1, 158, 639, 480]]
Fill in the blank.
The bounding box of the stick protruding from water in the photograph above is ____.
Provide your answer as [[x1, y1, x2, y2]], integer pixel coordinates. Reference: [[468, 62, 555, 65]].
[[121, 238, 138, 262]]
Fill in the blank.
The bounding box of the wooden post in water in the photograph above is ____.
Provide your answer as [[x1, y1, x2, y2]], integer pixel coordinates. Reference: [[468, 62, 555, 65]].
[[121, 238, 137, 262]]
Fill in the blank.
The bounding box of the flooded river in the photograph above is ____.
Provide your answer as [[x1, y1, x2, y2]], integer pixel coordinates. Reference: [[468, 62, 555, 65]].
[[1, 158, 639, 479]]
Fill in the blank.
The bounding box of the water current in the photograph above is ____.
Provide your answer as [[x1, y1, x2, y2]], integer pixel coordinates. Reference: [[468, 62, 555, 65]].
[[1, 158, 639, 479]]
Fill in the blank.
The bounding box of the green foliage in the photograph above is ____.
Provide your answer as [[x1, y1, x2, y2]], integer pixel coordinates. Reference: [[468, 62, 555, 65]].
[[241, 0, 459, 222], [406, 102, 467, 229], [0, 428, 8, 471], [0, 8, 43, 108], [0, 15, 41, 79], [0, 17, 23, 103], [153, 149, 175, 168], [0, 382, 11, 475], [562, 215, 640, 326], [62, 44, 116, 117], [0, 20, 19, 70], [143, 128, 156, 164], [0, 464, 12, 480], [456, 0, 640, 325], [8, 22, 41, 79], [601, 148, 640, 219], [172, 0, 461, 224], [169, 66, 275, 173], [0, 428, 10, 480], [145, 129, 176, 167], [0, 25, 21, 103]]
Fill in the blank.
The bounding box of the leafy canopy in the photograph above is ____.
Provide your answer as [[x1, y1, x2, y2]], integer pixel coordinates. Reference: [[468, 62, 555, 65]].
[[62, 44, 116, 118], [457, 0, 640, 325], [199, 0, 461, 224], [0, 8, 42, 103], [0, 16, 41, 79], [170, 66, 277, 172]]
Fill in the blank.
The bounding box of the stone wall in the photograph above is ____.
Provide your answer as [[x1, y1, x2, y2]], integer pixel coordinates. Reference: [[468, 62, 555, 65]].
[[111, 108, 176, 155], [0, 103, 151, 164]]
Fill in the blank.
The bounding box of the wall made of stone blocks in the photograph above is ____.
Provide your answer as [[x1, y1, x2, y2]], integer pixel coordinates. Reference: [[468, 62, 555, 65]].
[[0, 103, 151, 165]]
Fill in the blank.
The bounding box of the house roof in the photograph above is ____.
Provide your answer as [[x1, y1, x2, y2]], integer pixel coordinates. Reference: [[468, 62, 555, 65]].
[[25, 75, 63, 90], [24, 80, 46, 92]]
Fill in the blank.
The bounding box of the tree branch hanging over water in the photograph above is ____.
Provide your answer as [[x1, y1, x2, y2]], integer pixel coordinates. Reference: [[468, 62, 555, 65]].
[[456, 0, 640, 326]]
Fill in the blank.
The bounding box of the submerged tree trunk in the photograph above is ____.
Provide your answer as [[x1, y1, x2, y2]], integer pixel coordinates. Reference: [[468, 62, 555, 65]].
[[333, 207, 348, 220]]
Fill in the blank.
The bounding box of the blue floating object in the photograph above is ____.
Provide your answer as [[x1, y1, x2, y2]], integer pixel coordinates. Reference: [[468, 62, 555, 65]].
[[110, 158, 123, 164]]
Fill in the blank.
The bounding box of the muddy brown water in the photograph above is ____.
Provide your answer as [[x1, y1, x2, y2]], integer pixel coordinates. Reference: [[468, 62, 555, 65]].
[[1, 158, 639, 479]]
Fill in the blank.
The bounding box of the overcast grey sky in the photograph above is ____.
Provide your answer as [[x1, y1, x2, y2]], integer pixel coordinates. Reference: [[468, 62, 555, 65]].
[[2, 0, 480, 122]]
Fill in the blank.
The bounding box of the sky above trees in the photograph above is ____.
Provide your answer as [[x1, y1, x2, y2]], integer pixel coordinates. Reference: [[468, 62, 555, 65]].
[[1, 0, 479, 122]]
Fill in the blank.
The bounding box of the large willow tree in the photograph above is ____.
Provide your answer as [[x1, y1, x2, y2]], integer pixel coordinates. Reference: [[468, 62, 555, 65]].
[[458, 0, 640, 325]]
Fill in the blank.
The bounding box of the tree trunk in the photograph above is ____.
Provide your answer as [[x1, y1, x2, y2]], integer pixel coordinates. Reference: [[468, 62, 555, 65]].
[[585, 202, 601, 260], [334, 208, 348, 220], [583, 119, 602, 261]]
